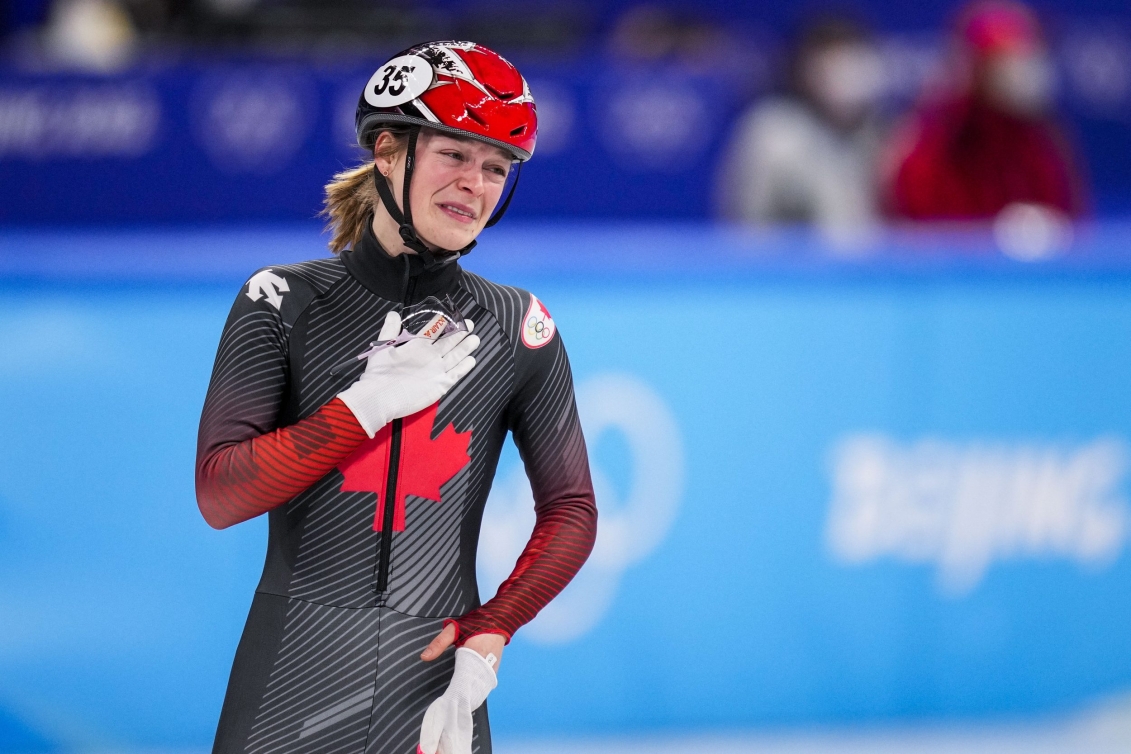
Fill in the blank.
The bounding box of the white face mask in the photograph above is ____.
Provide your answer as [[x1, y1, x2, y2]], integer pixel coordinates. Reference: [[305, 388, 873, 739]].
[[986, 51, 1056, 115], [805, 44, 885, 122]]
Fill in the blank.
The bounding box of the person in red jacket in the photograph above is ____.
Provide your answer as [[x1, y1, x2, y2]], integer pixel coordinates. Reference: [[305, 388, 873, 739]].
[[888, 0, 1087, 221]]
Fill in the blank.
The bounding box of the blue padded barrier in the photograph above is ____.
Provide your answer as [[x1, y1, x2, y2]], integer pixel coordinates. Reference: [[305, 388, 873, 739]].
[[1, 223, 1130, 748]]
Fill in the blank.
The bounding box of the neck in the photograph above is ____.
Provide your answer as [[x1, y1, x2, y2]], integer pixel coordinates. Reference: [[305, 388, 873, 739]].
[[371, 207, 419, 258]]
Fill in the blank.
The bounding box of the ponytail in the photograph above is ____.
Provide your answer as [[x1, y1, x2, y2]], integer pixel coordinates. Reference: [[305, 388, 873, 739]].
[[321, 126, 412, 254], [322, 162, 378, 254]]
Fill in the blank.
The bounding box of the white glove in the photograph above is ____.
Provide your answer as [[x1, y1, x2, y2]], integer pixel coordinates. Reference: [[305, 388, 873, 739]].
[[338, 311, 479, 437], [418, 648, 497, 754]]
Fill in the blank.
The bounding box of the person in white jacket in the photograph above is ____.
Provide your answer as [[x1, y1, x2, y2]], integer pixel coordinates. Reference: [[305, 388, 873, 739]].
[[716, 17, 887, 242]]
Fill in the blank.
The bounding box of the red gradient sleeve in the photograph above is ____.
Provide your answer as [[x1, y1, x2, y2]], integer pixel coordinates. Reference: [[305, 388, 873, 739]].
[[196, 280, 370, 530], [196, 398, 368, 530], [448, 498, 596, 643], [448, 335, 597, 643]]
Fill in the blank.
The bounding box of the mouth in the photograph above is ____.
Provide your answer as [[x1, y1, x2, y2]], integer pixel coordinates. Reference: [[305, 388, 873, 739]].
[[438, 203, 478, 224]]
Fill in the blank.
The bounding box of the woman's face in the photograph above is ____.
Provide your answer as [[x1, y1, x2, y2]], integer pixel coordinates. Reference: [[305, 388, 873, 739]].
[[377, 130, 513, 252], [980, 49, 1055, 116]]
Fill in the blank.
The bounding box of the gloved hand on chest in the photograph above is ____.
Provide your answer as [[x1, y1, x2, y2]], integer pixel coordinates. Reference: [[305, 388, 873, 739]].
[[338, 310, 479, 437]]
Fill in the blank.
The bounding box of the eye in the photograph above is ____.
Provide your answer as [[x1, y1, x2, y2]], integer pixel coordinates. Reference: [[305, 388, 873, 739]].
[[441, 150, 465, 162], [484, 161, 511, 178]]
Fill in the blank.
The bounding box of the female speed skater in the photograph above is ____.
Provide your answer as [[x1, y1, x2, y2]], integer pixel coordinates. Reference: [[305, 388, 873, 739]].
[[195, 41, 597, 754]]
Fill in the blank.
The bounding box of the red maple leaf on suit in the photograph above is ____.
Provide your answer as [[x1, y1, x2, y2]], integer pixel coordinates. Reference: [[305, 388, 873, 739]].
[[338, 402, 471, 532]]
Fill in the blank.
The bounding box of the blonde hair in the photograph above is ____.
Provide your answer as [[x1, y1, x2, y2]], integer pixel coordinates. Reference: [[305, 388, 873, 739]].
[[321, 127, 411, 254]]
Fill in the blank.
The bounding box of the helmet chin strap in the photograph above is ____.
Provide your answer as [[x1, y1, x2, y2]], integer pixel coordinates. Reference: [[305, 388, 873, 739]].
[[371, 125, 523, 269]]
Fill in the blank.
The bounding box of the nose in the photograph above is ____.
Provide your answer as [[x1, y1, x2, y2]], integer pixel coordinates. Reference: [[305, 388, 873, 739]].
[[454, 161, 485, 197]]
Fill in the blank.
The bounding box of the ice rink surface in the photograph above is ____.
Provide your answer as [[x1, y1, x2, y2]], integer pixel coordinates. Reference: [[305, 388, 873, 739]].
[[54, 695, 1130, 754], [495, 696, 1131, 754]]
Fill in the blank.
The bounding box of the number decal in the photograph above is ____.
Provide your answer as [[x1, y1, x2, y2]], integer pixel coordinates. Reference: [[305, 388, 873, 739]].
[[364, 54, 434, 108], [372, 66, 395, 96]]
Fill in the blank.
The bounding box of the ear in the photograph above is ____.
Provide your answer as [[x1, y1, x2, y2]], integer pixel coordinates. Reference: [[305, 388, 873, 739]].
[[373, 132, 399, 178]]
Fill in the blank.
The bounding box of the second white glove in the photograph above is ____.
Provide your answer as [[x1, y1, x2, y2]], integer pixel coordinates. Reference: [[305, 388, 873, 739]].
[[418, 647, 497, 754], [338, 311, 479, 437]]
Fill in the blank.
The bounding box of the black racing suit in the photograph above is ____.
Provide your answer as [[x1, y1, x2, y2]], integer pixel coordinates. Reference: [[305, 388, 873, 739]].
[[195, 224, 597, 754]]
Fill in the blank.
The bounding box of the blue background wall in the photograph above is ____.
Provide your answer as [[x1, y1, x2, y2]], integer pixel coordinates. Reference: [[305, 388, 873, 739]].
[[1, 225, 1130, 749], [3, 1, 1131, 223]]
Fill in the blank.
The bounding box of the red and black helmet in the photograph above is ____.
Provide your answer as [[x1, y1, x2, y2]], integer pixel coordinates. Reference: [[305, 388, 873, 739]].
[[355, 41, 536, 260], [355, 40, 538, 161]]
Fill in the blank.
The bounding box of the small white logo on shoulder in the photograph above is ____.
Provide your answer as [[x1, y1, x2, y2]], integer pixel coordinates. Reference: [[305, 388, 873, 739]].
[[521, 294, 556, 349], [246, 269, 290, 311]]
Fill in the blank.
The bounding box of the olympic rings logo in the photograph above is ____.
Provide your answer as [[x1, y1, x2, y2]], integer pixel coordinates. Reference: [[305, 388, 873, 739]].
[[526, 316, 551, 341], [521, 294, 556, 349]]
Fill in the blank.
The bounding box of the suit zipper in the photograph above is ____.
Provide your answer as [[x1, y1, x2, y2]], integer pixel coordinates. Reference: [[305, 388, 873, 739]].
[[376, 256, 416, 598], [376, 416, 402, 594]]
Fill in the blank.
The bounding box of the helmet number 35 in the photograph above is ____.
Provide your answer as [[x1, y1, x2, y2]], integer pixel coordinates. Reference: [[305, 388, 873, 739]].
[[364, 54, 434, 108]]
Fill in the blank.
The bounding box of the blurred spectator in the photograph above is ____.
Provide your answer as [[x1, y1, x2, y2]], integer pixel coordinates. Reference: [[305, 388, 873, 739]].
[[41, 0, 135, 69], [715, 15, 886, 239], [887, 0, 1088, 221]]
